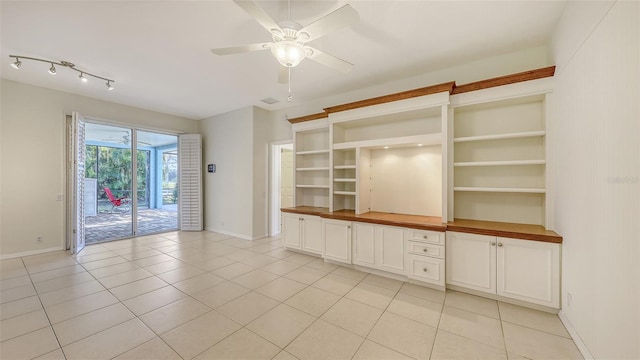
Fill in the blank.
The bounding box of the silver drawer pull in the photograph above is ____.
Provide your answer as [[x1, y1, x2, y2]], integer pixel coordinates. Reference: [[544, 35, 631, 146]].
[[422, 268, 428, 272], [497, 243, 503, 247], [422, 248, 428, 253], [491, 242, 496, 246], [423, 235, 428, 239]]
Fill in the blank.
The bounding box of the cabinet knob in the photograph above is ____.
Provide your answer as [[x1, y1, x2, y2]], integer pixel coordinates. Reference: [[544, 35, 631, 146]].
[[423, 235, 428, 239], [422, 268, 428, 272], [348, 226, 351, 229], [491, 242, 496, 246], [497, 243, 503, 247], [422, 248, 428, 253]]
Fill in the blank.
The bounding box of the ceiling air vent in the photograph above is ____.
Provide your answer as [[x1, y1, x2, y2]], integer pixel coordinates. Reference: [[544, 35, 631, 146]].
[[261, 97, 279, 105]]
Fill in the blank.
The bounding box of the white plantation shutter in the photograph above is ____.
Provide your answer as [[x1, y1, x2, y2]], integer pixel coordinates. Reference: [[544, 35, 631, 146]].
[[71, 112, 86, 254], [179, 134, 203, 231]]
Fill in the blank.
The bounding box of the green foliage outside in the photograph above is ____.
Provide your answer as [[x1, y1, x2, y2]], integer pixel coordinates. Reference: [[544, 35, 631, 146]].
[[85, 145, 150, 206]]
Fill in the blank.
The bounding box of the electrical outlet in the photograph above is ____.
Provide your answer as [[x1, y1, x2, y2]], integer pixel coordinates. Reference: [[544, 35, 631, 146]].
[[567, 292, 573, 307], [36, 236, 43, 243]]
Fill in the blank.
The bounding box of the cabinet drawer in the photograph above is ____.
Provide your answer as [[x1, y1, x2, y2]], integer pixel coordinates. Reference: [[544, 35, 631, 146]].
[[407, 241, 444, 259], [404, 229, 445, 245], [407, 255, 444, 286]]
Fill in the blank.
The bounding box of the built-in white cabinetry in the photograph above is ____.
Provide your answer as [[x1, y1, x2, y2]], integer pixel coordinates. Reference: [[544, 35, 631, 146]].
[[446, 231, 560, 308], [282, 213, 323, 255], [322, 219, 352, 264], [405, 229, 446, 287], [293, 120, 330, 208], [328, 94, 449, 218], [352, 223, 405, 275], [450, 81, 553, 226]]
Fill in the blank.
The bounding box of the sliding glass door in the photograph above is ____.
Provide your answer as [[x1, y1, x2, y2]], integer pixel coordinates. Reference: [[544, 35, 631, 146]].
[[81, 123, 178, 244]]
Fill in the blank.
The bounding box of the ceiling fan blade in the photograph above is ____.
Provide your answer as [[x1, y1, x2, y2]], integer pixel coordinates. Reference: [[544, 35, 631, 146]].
[[306, 47, 354, 74], [278, 66, 289, 84], [299, 4, 359, 42], [211, 43, 272, 55], [233, 0, 283, 36]]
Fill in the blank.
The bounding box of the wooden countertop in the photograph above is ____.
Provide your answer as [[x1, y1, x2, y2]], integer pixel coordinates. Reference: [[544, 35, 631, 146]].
[[280, 206, 329, 216], [447, 219, 562, 243], [322, 210, 446, 232], [281, 207, 445, 232], [281, 207, 562, 243]]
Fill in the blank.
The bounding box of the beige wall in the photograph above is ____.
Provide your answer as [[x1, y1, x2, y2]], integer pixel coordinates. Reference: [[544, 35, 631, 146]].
[[551, 1, 639, 358], [0, 80, 197, 258]]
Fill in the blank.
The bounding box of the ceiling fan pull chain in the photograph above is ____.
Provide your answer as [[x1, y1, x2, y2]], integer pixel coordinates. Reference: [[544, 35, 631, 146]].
[[288, 68, 293, 102]]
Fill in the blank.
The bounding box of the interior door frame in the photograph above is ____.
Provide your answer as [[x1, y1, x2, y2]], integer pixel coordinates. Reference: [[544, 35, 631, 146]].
[[269, 140, 293, 237]]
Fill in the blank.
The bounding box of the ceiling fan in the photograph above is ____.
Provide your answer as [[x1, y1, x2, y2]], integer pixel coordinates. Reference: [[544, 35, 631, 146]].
[[211, 0, 359, 83], [102, 132, 152, 146]]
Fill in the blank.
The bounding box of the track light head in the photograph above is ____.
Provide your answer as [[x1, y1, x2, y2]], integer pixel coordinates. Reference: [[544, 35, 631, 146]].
[[106, 81, 114, 91], [48, 63, 56, 75], [79, 72, 88, 83], [11, 58, 22, 69]]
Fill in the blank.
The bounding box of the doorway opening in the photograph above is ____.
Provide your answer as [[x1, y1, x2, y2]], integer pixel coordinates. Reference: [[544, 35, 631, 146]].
[[270, 142, 293, 236], [82, 122, 179, 244]]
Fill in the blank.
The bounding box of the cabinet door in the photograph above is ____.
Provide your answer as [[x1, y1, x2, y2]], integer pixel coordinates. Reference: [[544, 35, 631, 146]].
[[377, 225, 405, 274], [497, 237, 560, 308], [323, 219, 351, 264], [302, 215, 323, 255], [352, 223, 375, 266], [282, 213, 301, 249], [446, 231, 496, 294]]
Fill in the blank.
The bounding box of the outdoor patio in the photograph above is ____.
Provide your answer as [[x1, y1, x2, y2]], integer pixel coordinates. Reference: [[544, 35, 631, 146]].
[[85, 205, 177, 243]]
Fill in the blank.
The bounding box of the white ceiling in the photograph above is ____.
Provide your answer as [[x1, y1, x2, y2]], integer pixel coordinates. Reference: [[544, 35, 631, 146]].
[[1, 1, 566, 120]]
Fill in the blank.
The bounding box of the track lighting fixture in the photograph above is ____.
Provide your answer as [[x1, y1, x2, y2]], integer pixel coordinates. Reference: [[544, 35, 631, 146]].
[[11, 57, 22, 69], [9, 55, 115, 90]]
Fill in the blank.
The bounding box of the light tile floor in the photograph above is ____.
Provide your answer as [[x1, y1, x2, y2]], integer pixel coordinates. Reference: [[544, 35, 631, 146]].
[[0, 231, 583, 360]]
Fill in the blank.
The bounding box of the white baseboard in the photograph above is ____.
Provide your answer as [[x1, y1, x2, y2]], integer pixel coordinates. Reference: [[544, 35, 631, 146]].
[[558, 310, 594, 360], [205, 228, 266, 241], [1, 246, 65, 260]]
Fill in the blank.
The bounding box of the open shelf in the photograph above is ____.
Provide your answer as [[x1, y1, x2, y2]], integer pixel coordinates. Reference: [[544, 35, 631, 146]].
[[296, 149, 330, 155], [454, 131, 545, 143], [333, 133, 441, 150], [296, 185, 330, 189], [334, 178, 356, 182], [454, 160, 545, 167], [296, 167, 330, 171], [334, 191, 356, 196], [334, 165, 357, 169], [454, 187, 546, 194]]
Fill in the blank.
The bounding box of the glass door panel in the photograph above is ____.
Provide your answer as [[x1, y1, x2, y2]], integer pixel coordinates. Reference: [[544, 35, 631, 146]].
[[84, 123, 133, 243], [136, 130, 179, 236]]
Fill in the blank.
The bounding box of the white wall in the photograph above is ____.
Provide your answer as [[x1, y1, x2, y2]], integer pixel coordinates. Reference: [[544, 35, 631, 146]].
[[199, 106, 254, 239], [551, 1, 639, 358], [252, 107, 270, 238], [0, 79, 197, 257]]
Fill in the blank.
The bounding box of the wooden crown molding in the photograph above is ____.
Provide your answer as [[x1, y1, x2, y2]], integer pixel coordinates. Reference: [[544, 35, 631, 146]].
[[286, 66, 555, 124], [287, 112, 328, 124], [324, 81, 456, 114], [451, 66, 556, 95]]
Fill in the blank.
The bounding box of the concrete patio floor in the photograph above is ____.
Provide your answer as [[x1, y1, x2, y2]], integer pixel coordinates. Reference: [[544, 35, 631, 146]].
[[85, 206, 177, 243]]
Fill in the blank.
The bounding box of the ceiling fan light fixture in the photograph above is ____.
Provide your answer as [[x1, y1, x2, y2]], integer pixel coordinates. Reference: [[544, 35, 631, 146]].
[[106, 81, 114, 91], [79, 72, 88, 82], [271, 40, 306, 67]]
